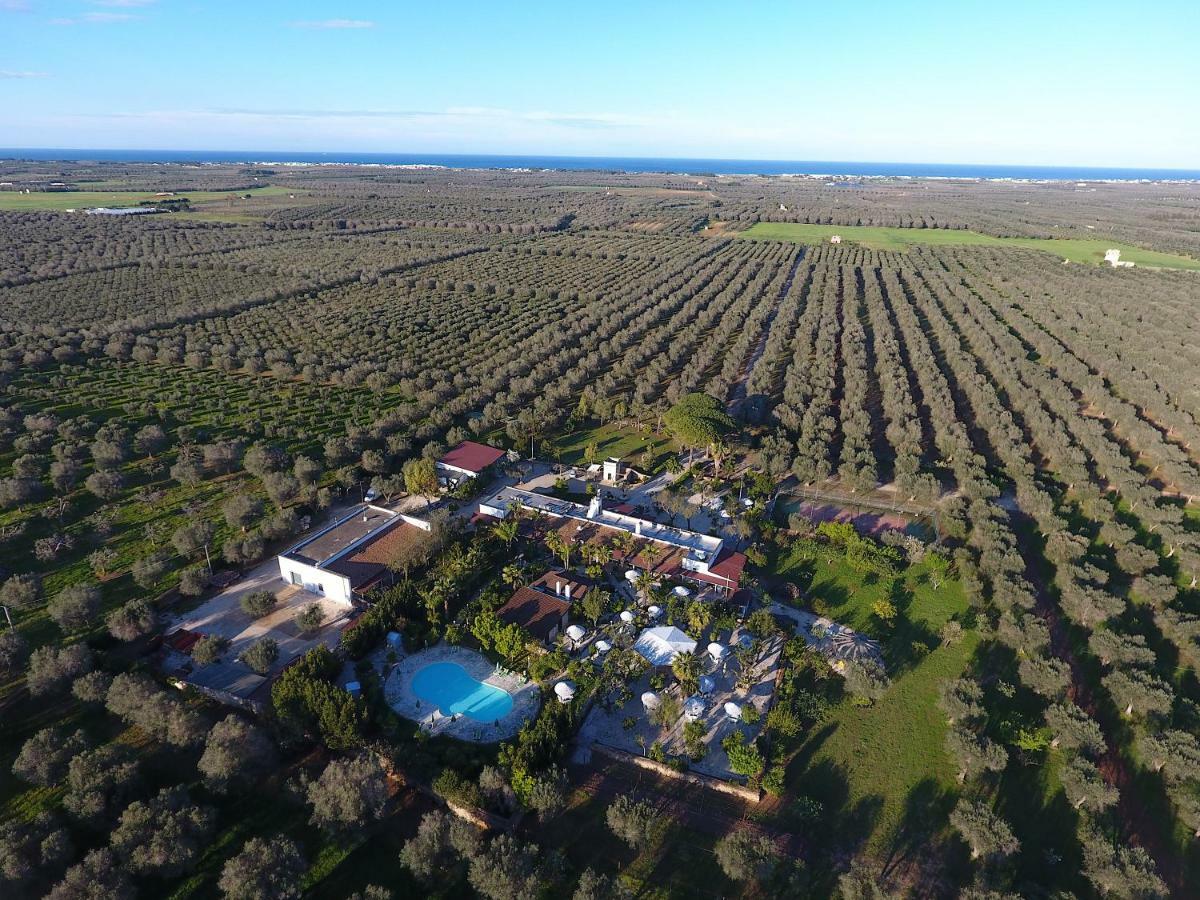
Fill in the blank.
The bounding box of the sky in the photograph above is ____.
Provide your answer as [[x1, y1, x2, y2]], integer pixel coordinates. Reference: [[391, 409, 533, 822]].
[[1, 0, 1198, 167]]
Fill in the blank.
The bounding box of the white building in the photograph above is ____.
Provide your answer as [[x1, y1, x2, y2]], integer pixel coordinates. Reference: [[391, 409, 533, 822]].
[[1104, 248, 1134, 268], [435, 440, 505, 487], [478, 487, 747, 593], [830, 235, 843, 244], [278, 505, 430, 604]]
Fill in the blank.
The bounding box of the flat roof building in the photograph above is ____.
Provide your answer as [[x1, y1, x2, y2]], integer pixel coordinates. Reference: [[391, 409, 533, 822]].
[[278, 504, 431, 603]]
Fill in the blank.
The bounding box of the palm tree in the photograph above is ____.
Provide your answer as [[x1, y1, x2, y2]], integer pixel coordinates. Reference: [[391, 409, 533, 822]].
[[493, 518, 519, 548], [502, 564, 525, 590], [640, 541, 664, 571], [686, 601, 712, 636], [545, 531, 572, 570], [671, 650, 702, 695], [634, 570, 658, 602]]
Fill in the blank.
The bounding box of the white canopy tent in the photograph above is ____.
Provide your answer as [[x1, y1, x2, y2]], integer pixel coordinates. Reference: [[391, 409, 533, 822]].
[[633, 626, 698, 667], [698, 675, 716, 696], [624, 569, 640, 582], [673, 585, 691, 598], [684, 695, 706, 720], [646, 605, 663, 620], [620, 609, 636, 624], [641, 691, 661, 711], [554, 681, 577, 703], [594, 639, 612, 654], [708, 642, 728, 662], [565, 624, 587, 643], [723, 701, 743, 721]]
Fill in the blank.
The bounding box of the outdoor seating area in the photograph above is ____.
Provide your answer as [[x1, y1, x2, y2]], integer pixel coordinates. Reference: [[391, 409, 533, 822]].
[[578, 627, 783, 782]]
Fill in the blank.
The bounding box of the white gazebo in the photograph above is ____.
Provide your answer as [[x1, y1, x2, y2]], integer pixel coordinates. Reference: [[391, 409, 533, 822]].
[[673, 585, 691, 598], [646, 605, 663, 620], [685, 695, 706, 721], [594, 639, 612, 655], [624, 569, 640, 582], [641, 690, 661, 712], [707, 642, 728, 663], [620, 609, 636, 625], [723, 701, 743, 722], [633, 626, 698, 667], [698, 674, 716, 696], [565, 624, 587, 646], [554, 681, 577, 704]]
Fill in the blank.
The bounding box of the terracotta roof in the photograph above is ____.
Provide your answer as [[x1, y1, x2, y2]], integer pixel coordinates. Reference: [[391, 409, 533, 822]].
[[496, 585, 571, 642], [437, 441, 505, 474], [325, 521, 431, 591], [687, 548, 746, 588]]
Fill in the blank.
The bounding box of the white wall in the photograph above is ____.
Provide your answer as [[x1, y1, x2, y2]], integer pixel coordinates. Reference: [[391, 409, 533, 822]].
[[277, 558, 352, 605]]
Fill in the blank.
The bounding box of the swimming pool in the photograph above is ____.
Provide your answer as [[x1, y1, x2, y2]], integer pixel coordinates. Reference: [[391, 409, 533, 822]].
[[410, 661, 514, 722]]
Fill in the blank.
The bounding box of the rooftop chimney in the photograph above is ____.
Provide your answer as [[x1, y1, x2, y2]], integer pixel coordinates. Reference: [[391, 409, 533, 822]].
[[564, 584, 572, 599], [555, 580, 562, 596]]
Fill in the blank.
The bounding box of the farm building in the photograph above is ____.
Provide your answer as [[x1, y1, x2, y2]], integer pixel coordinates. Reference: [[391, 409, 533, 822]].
[[436, 440, 506, 487], [478, 488, 747, 594], [830, 234, 843, 244], [495, 570, 592, 644], [277, 504, 431, 604]]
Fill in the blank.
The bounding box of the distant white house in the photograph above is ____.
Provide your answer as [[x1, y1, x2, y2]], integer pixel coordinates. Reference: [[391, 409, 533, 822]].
[[830, 235, 843, 244], [1104, 248, 1135, 268]]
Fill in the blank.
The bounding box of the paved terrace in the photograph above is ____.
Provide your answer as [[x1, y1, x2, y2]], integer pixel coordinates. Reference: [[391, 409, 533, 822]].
[[384, 644, 541, 743]]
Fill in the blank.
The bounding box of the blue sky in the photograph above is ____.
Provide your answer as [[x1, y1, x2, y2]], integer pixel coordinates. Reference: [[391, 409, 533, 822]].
[[2, 0, 1197, 166]]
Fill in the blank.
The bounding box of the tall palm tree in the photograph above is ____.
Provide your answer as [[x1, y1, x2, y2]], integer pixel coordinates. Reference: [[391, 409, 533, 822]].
[[545, 531, 572, 570], [493, 518, 519, 548], [671, 650, 701, 695], [501, 564, 525, 590]]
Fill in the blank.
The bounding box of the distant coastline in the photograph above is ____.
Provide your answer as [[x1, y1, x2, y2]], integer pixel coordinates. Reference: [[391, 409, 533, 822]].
[[2, 148, 1199, 182]]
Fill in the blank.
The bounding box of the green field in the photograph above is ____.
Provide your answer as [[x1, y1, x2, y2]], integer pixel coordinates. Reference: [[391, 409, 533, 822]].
[[0, 185, 293, 211], [738, 222, 1200, 270], [770, 545, 974, 855]]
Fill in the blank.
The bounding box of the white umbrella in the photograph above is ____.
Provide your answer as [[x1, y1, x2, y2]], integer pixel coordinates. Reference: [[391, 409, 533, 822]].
[[741, 497, 754, 508], [620, 610, 636, 624], [723, 701, 742, 721], [594, 639, 612, 654], [624, 569, 640, 582], [685, 696, 706, 720], [565, 624, 586, 643], [673, 585, 691, 598], [646, 605, 663, 620], [698, 675, 716, 695], [554, 681, 576, 703], [641, 691, 661, 711], [707, 642, 728, 662]]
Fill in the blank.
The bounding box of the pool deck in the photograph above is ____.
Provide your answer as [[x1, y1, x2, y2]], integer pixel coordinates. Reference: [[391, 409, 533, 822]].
[[384, 644, 540, 743]]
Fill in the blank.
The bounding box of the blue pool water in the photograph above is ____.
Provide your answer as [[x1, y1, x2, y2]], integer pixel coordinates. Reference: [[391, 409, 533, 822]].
[[410, 662, 513, 722]]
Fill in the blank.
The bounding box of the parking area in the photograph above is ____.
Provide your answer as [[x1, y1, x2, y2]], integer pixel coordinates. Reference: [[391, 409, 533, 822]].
[[161, 560, 355, 703]]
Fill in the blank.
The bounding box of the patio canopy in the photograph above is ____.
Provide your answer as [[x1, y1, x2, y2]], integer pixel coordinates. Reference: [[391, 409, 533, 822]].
[[633, 626, 698, 667]]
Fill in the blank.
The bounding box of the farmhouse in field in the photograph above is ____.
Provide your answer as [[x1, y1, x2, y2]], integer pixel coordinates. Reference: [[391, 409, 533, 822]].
[[277, 504, 431, 604], [1104, 248, 1135, 268], [436, 440, 505, 488], [479, 487, 746, 594], [495, 570, 592, 645], [830, 234, 843, 244]]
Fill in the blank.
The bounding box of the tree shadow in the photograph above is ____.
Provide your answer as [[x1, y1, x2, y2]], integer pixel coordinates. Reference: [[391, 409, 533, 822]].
[[878, 777, 964, 890]]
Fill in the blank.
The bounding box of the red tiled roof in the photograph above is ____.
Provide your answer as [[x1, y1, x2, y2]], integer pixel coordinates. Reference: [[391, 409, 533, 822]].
[[437, 441, 505, 474], [696, 548, 747, 587], [496, 586, 570, 642], [325, 521, 431, 591]]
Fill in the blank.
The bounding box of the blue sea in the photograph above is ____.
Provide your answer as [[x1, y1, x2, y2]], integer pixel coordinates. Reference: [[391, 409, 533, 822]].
[[2, 148, 1198, 182]]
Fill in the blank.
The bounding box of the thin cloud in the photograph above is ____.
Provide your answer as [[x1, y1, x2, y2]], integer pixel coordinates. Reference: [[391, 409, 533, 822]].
[[0, 70, 48, 78], [291, 19, 375, 29], [90, 0, 156, 6], [50, 11, 140, 23], [0, 0, 32, 11], [213, 107, 440, 119]]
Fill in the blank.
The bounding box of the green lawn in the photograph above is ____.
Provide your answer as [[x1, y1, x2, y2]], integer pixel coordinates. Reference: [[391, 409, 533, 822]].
[[769, 544, 975, 859], [549, 423, 679, 474], [0, 185, 293, 211], [737, 222, 1200, 270]]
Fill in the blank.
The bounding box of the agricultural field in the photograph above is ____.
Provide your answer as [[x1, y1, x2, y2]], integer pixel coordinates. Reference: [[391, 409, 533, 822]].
[[0, 161, 1199, 899], [0, 185, 294, 212], [737, 221, 1200, 269]]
